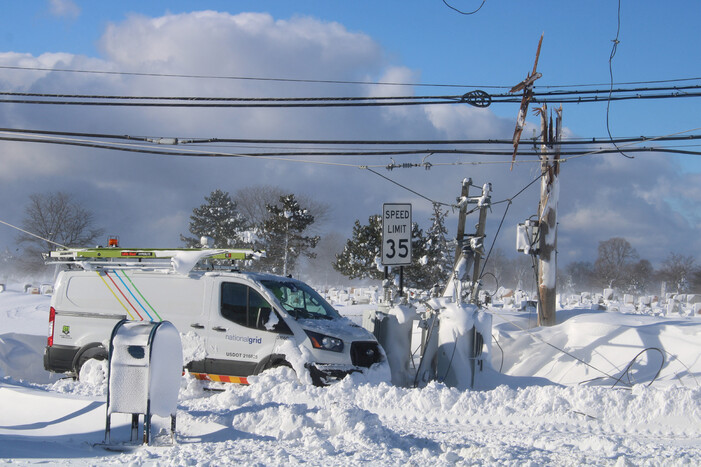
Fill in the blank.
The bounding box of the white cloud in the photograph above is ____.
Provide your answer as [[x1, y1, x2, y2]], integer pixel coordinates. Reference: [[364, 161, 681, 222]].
[[48, 0, 80, 19], [0, 10, 698, 266]]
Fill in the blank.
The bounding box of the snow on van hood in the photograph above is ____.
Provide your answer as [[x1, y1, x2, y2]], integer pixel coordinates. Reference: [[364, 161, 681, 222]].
[[296, 316, 376, 342]]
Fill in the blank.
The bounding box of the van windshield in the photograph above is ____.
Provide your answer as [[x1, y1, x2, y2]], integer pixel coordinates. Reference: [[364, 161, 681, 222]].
[[261, 280, 340, 320]]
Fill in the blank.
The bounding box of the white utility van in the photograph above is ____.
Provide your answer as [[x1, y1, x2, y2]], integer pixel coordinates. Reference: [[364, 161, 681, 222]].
[[43, 247, 385, 385]]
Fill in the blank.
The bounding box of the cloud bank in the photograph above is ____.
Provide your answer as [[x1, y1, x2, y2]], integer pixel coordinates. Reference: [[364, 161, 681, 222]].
[[0, 10, 697, 268]]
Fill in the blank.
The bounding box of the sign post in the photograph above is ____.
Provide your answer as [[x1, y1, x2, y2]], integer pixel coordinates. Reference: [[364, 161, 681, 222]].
[[382, 203, 412, 296]]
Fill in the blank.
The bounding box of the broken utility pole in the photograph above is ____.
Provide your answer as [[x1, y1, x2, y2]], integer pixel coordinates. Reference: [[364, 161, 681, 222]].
[[453, 178, 471, 266], [509, 33, 544, 170], [536, 104, 562, 326], [470, 183, 491, 300], [448, 179, 490, 305]]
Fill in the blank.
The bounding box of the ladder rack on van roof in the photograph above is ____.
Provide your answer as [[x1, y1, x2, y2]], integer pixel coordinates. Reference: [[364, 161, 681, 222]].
[[45, 247, 265, 273]]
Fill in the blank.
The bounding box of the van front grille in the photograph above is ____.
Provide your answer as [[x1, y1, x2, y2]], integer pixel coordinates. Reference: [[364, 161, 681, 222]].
[[350, 341, 382, 368]]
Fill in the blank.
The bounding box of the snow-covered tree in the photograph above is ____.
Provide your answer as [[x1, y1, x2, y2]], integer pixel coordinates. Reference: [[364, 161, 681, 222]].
[[234, 185, 330, 234], [658, 252, 696, 293], [258, 194, 319, 275], [180, 189, 250, 248], [626, 259, 654, 295], [333, 214, 430, 290], [561, 261, 595, 293], [421, 204, 453, 288], [333, 215, 384, 281]]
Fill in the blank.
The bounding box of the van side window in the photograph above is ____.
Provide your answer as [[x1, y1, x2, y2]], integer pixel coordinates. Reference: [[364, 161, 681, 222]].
[[221, 282, 248, 326], [220, 282, 290, 333]]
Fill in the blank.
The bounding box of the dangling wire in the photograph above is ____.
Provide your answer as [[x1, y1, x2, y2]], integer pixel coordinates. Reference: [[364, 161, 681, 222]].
[[606, 0, 634, 159], [442, 0, 487, 15]]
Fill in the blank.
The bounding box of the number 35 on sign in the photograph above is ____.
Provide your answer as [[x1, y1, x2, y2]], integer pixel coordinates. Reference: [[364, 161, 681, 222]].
[[381, 203, 412, 266]]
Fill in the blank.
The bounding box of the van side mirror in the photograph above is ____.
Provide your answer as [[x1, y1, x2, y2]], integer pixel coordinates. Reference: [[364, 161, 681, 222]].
[[259, 309, 292, 335]]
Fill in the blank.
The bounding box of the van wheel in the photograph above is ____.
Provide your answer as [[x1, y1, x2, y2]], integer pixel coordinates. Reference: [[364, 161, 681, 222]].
[[254, 354, 291, 375], [73, 345, 107, 380]]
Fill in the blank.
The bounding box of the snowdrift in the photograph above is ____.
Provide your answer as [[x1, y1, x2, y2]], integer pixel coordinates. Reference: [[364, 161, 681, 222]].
[[1, 287, 700, 465]]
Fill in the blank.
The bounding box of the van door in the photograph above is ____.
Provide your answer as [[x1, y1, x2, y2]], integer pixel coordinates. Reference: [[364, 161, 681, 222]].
[[205, 280, 291, 378]]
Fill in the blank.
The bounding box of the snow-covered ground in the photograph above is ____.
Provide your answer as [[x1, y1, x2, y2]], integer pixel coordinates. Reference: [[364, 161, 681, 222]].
[[1, 285, 700, 465]]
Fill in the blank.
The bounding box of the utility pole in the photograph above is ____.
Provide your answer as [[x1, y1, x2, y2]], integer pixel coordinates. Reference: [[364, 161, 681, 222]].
[[471, 183, 491, 300], [454, 178, 471, 265], [510, 33, 543, 170], [536, 104, 561, 326], [446, 179, 490, 305]]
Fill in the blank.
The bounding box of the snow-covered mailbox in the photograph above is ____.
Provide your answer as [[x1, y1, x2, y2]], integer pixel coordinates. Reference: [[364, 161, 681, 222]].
[[105, 320, 183, 445]]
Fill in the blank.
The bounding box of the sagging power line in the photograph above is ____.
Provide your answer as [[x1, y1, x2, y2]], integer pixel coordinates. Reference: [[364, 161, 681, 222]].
[[4, 127, 701, 148], [3, 64, 701, 90], [1, 84, 701, 108]]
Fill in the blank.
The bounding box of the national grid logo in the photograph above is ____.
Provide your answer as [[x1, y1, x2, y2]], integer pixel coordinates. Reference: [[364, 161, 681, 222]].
[[226, 334, 262, 345]]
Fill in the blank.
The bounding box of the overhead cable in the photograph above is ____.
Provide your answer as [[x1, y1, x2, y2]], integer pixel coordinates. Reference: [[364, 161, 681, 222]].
[[4, 64, 700, 90], [0, 64, 510, 90], [1, 84, 701, 108], [606, 0, 633, 159], [442, 0, 487, 15]]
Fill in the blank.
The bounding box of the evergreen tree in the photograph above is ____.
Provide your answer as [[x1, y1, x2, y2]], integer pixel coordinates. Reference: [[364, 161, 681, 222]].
[[258, 194, 319, 275], [421, 204, 453, 288], [333, 214, 430, 290], [180, 189, 250, 248], [333, 215, 384, 281], [403, 222, 429, 290]]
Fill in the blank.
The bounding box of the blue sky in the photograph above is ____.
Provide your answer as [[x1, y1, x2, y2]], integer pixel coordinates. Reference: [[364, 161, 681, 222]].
[[5, 1, 700, 142], [1, 1, 700, 272]]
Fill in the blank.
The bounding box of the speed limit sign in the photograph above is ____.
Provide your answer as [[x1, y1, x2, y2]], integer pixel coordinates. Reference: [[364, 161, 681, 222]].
[[381, 203, 412, 266]]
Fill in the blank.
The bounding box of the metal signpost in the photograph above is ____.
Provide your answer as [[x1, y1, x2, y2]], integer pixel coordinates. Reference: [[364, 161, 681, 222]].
[[382, 203, 412, 296]]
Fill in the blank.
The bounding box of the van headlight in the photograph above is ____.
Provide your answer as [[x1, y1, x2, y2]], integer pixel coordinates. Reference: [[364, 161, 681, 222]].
[[305, 330, 344, 352]]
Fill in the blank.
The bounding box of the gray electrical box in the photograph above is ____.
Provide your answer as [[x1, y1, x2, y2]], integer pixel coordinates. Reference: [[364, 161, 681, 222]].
[[516, 220, 539, 255]]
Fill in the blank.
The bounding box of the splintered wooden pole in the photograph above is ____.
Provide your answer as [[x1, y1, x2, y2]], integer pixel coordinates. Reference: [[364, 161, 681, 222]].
[[454, 179, 471, 265], [536, 104, 561, 327], [471, 184, 490, 297], [510, 33, 544, 170]]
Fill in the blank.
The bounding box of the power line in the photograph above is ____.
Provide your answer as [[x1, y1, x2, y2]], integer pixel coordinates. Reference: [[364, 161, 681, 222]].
[[2, 84, 701, 108], [4, 127, 701, 148], [606, 0, 632, 159], [0, 64, 510, 90], [4, 133, 701, 165], [363, 167, 456, 207], [0, 97, 463, 108], [442, 0, 487, 15], [3, 64, 700, 90], [0, 90, 463, 102]]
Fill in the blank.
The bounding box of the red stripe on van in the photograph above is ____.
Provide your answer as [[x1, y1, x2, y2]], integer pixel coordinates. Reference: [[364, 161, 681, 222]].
[[190, 372, 249, 385], [104, 271, 143, 320]]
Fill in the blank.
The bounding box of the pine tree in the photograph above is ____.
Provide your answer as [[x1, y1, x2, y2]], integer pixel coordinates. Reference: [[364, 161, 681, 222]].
[[258, 194, 319, 275], [403, 222, 429, 290], [333, 214, 430, 290], [333, 215, 384, 281], [421, 203, 453, 288], [180, 189, 250, 248]]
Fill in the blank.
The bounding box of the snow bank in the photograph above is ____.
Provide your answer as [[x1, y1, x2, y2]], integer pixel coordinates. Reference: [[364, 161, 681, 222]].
[[0, 333, 59, 383], [1, 287, 701, 464]]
